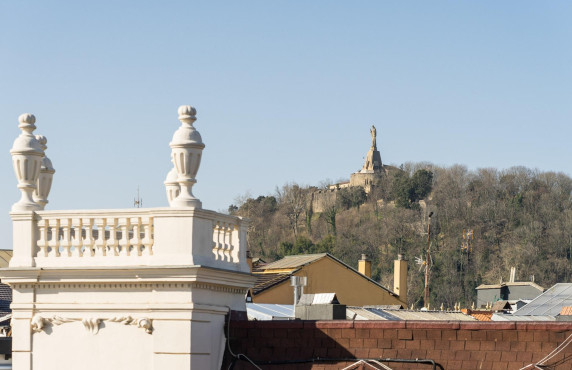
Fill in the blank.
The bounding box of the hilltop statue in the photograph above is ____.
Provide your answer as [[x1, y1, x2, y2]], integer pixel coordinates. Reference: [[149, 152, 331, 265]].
[[370, 125, 377, 149]]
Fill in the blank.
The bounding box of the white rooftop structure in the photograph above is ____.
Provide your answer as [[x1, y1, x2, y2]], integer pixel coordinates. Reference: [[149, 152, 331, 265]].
[[2, 106, 255, 370]]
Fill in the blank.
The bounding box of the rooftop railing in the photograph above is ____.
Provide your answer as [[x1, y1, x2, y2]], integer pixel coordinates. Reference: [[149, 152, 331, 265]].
[[9, 106, 250, 273]]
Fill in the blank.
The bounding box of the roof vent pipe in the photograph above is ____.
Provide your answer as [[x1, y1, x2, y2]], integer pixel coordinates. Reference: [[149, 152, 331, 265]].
[[510, 267, 516, 283], [291, 276, 307, 305]]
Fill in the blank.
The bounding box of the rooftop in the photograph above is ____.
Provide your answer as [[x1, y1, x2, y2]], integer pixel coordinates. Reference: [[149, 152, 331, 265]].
[[514, 283, 572, 316]]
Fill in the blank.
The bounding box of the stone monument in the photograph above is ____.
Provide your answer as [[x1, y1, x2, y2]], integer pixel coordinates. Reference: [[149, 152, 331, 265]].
[[350, 124, 384, 191]]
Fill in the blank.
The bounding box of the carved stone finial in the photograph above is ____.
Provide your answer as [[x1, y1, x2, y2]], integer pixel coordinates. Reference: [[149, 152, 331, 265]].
[[164, 166, 180, 206], [18, 113, 36, 127], [34, 135, 56, 210], [11, 113, 44, 211], [177, 105, 197, 122], [169, 105, 205, 208]]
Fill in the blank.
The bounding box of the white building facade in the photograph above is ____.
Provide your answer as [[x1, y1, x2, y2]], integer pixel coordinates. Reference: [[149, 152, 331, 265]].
[[2, 107, 254, 369]]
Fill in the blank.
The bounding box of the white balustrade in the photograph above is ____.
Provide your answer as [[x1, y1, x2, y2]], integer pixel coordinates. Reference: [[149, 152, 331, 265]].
[[10, 106, 249, 273], [36, 211, 154, 262], [22, 208, 249, 270]]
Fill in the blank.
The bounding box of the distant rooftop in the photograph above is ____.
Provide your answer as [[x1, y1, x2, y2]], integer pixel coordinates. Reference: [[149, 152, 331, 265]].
[[347, 307, 476, 321], [476, 281, 545, 291], [261, 253, 327, 270], [514, 283, 572, 316]]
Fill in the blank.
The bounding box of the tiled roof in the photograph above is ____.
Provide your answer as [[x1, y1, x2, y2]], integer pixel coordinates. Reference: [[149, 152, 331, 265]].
[[252, 273, 291, 295], [470, 312, 492, 321], [0, 284, 12, 324], [491, 300, 511, 312], [560, 306, 572, 316], [261, 254, 327, 270]]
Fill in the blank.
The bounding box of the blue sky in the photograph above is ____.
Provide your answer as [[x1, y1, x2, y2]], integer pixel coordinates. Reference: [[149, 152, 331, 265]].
[[1, 1, 571, 245]]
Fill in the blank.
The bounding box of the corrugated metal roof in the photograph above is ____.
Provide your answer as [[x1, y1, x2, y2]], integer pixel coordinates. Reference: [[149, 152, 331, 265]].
[[514, 283, 572, 316], [492, 313, 556, 321], [298, 293, 338, 305], [476, 281, 545, 291], [262, 254, 327, 270], [246, 303, 293, 320], [346, 307, 393, 321], [383, 309, 476, 321], [346, 307, 476, 321], [0, 250, 12, 268]]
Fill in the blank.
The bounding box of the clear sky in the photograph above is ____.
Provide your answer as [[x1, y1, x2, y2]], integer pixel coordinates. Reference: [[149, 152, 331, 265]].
[[1, 1, 571, 246]]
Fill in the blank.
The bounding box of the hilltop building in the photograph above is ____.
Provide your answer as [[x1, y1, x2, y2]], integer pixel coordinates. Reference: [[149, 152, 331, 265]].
[[476, 281, 544, 308], [312, 125, 400, 212]]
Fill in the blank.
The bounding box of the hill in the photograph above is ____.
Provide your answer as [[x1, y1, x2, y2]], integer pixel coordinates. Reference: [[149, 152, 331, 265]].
[[229, 163, 572, 309]]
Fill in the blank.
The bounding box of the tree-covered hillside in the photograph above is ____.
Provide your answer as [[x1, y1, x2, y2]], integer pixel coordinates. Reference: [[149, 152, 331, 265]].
[[229, 164, 572, 309]]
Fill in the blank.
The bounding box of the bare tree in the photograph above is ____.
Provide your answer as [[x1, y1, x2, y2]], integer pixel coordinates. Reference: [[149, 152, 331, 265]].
[[276, 183, 307, 239]]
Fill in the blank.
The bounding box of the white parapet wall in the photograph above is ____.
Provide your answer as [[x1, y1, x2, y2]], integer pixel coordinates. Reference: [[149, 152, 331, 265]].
[[4, 207, 254, 370], [1, 106, 256, 370]]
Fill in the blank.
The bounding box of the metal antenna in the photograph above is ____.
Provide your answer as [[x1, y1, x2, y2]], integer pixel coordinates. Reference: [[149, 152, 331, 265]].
[[424, 212, 433, 309], [134, 186, 143, 208]]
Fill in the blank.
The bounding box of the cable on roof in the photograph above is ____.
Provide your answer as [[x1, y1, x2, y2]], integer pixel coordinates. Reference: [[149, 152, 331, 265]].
[[519, 331, 572, 370], [225, 306, 262, 370], [341, 359, 392, 370]]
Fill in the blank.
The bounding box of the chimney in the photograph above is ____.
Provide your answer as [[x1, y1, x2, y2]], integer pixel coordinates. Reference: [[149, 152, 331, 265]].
[[394, 254, 408, 306], [246, 250, 253, 273], [358, 254, 371, 278]]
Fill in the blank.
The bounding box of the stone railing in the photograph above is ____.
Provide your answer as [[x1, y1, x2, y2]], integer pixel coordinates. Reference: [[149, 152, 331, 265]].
[[10, 207, 249, 272], [9, 105, 251, 274], [35, 209, 155, 260]]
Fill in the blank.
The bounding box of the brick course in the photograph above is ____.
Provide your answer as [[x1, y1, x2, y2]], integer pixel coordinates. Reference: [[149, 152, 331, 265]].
[[223, 320, 572, 369]]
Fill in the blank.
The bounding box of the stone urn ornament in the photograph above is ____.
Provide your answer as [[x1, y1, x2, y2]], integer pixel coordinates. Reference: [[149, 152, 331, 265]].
[[33, 135, 56, 210], [168, 105, 204, 208], [10, 114, 44, 212]]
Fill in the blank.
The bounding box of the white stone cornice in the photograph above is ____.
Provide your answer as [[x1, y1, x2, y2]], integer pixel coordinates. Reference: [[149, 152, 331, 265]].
[[0, 265, 255, 289]]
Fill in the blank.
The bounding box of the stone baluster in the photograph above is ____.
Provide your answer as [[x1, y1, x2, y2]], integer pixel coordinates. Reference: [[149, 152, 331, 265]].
[[48, 219, 60, 257], [10, 113, 44, 211], [84, 218, 95, 257], [33, 135, 56, 210], [37, 219, 49, 257], [131, 217, 142, 256], [72, 219, 83, 257], [169, 105, 205, 208], [224, 224, 233, 262], [212, 222, 221, 260], [62, 219, 72, 257], [142, 218, 153, 256], [95, 219, 107, 256], [231, 224, 240, 263], [108, 218, 119, 256], [119, 218, 130, 256]]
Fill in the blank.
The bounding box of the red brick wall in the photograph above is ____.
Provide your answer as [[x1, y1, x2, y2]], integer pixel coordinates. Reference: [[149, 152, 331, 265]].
[[223, 320, 572, 369]]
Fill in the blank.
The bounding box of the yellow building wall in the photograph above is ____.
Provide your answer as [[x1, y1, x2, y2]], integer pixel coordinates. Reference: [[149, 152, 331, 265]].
[[252, 257, 402, 306]]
